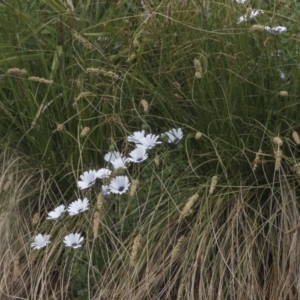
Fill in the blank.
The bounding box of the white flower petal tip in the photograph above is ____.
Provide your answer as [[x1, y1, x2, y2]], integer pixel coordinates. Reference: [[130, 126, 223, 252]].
[[101, 185, 111, 196], [109, 176, 130, 195], [264, 26, 287, 34], [64, 233, 84, 249], [77, 170, 98, 190], [96, 168, 112, 179], [163, 128, 183, 144], [237, 9, 264, 24], [136, 134, 162, 150], [233, 0, 246, 3], [47, 205, 66, 220], [127, 130, 146, 144], [31, 234, 51, 250], [68, 198, 89, 216], [127, 148, 148, 163], [104, 151, 122, 162]]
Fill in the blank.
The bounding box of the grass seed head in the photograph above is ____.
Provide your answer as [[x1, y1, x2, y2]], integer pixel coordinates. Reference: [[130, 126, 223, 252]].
[[246, 7, 252, 21], [31, 212, 40, 227], [171, 235, 186, 261], [56, 124, 65, 131], [80, 127, 90, 137], [292, 131, 300, 145], [279, 91, 288, 97], [274, 150, 282, 171], [178, 193, 199, 223], [130, 179, 139, 197], [272, 136, 283, 146], [93, 211, 100, 239], [28, 77, 53, 84], [195, 132, 202, 139], [140, 99, 149, 112], [7, 68, 27, 76], [97, 193, 103, 210], [193, 58, 202, 78], [130, 234, 142, 267], [209, 176, 218, 195], [251, 25, 265, 32]]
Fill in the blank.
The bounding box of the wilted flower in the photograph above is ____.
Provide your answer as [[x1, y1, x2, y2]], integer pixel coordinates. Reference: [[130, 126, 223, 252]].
[[109, 176, 130, 195], [278, 68, 285, 80], [96, 168, 112, 179], [63, 233, 84, 249], [110, 157, 128, 169], [31, 234, 51, 250], [104, 151, 122, 162], [127, 148, 148, 163], [163, 128, 183, 144], [77, 170, 98, 190], [47, 205, 66, 220], [101, 185, 111, 196], [68, 198, 89, 216], [264, 26, 287, 34], [127, 130, 146, 144], [237, 9, 264, 24], [136, 134, 162, 150]]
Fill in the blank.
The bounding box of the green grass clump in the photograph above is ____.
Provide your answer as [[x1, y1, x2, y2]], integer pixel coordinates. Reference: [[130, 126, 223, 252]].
[[1, 0, 300, 299]]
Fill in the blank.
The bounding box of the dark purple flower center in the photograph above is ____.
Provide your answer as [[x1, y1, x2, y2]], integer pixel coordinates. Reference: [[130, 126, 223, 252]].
[[71, 243, 78, 247], [118, 186, 125, 192], [137, 157, 143, 162]]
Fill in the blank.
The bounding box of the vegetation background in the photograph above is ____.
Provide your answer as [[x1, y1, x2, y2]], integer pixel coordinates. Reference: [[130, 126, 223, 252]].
[[1, 0, 300, 299]]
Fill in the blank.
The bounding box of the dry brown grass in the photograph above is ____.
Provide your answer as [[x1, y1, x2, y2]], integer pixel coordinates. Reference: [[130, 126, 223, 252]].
[[0, 149, 71, 299], [91, 171, 300, 300]]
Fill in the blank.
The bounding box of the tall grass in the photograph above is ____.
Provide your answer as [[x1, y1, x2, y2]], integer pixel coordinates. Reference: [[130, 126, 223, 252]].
[[1, 0, 300, 299]]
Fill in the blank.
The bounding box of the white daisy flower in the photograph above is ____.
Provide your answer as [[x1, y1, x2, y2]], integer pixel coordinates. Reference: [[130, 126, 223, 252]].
[[63, 233, 84, 249], [163, 128, 183, 144], [68, 198, 89, 216], [31, 234, 51, 250], [127, 130, 146, 144], [104, 151, 122, 162], [127, 147, 148, 163], [101, 185, 111, 196], [110, 157, 128, 169], [264, 26, 287, 34], [237, 9, 264, 24], [47, 205, 66, 220], [96, 168, 112, 179], [77, 170, 98, 190], [136, 134, 162, 150], [109, 176, 130, 195]]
